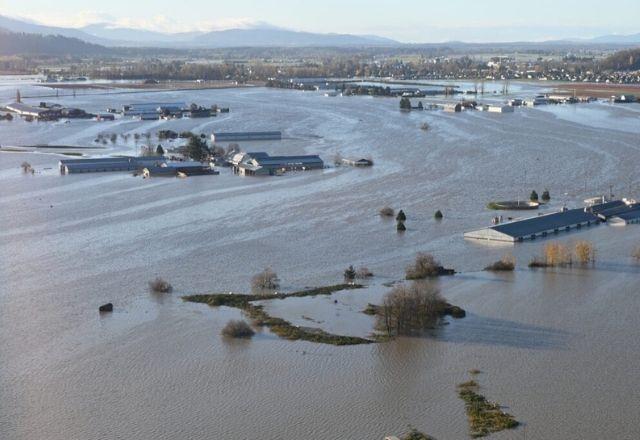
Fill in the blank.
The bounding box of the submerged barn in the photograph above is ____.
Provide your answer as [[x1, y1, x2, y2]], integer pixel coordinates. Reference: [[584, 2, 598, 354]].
[[142, 162, 219, 177], [59, 157, 165, 174], [465, 200, 640, 242], [464, 207, 600, 242], [211, 131, 282, 143], [232, 152, 323, 176]]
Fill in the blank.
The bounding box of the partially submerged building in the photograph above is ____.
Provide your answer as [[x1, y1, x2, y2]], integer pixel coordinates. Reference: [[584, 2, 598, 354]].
[[122, 102, 185, 119], [142, 161, 219, 177], [6, 102, 58, 120], [443, 103, 462, 113], [211, 131, 282, 144], [487, 104, 514, 113], [341, 157, 374, 167], [464, 199, 640, 242], [232, 152, 323, 176], [59, 156, 165, 174]]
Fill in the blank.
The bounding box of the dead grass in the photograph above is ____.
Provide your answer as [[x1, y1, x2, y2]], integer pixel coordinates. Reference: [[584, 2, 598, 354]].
[[529, 242, 572, 268], [633, 246, 640, 262], [529, 241, 596, 268], [574, 240, 596, 265]]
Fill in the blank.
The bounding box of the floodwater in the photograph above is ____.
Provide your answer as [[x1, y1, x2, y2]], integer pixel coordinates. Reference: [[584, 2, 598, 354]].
[[1, 78, 640, 440]]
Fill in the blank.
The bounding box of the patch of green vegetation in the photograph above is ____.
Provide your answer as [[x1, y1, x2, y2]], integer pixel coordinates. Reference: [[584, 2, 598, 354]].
[[245, 303, 373, 345], [287, 283, 363, 298], [486, 202, 502, 210], [183, 284, 372, 346], [457, 379, 519, 438], [182, 293, 262, 308]]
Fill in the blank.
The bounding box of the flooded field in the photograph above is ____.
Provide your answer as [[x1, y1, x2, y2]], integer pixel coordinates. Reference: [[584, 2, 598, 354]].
[[1, 78, 640, 439]]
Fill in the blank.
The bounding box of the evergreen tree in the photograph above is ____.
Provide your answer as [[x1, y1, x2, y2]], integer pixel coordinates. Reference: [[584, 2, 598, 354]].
[[530, 190, 539, 202], [344, 265, 356, 282], [156, 144, 165, 156], [541, 189, 551, 202], [186, 135, 209, 161], [399, 97, 412, 110], [396, 210, 406, 222]]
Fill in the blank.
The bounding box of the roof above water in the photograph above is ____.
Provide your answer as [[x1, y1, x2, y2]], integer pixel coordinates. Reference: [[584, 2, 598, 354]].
[[589, 200, 626, 215], [60, 156, 164, 165], [254, 155, 323, 166], [6, 102, 48, 114], [491, 208, 598, 238], [611, 206, 640, 221]]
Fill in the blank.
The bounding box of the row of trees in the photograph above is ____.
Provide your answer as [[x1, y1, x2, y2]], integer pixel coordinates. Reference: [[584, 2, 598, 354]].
[[530, 189, 551, 202]]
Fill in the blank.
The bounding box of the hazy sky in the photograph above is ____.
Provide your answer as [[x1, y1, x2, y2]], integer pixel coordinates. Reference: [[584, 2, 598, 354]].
[[1, 0, 639, 42]]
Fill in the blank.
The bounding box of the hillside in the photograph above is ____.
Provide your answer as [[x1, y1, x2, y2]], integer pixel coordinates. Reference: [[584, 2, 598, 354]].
[[601, 48, 640, 71], [0, 30, 111, 56]]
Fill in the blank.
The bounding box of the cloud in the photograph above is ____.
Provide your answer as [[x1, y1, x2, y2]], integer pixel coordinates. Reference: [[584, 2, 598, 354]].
[[9, 11, 270, 33]]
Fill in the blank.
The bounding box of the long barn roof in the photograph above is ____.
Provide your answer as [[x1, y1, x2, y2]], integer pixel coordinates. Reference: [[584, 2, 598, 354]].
[[490, 208, 598, 238]]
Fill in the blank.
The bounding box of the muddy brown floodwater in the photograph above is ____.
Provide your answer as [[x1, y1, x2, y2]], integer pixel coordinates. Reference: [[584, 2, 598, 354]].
[[1, 77, 640, 439]]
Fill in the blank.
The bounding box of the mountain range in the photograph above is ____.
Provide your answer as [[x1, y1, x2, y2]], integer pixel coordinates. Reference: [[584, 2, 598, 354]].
[[1, 14, 640, 50], [0, 15, 398, 48]]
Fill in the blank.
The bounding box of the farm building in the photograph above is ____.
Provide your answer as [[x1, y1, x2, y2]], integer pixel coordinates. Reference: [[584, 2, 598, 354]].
[[232, 152, 323, 176], [122, 102, 185, 118], [465, 199, 640, 242], [464, 207, 601, 242], [142, 161, 219, 177], [211, 131, 282, 143], [6, 102, 58, 120], [609, 208, 640, 225], [595, 199, 640, 225], [59, 156, 165, 174], [341, 157, 374, 167], [443, 103, 462, 113], [487, 105, 514, 113]]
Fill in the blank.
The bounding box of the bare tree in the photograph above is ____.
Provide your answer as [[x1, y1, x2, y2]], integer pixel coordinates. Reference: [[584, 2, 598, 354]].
[[378, 282, 448, 336], [251, 268, 280, 292]]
